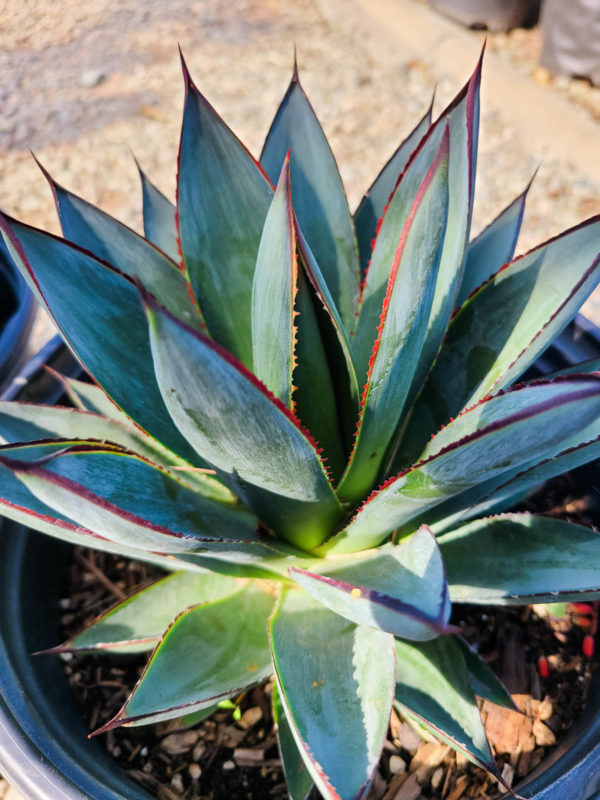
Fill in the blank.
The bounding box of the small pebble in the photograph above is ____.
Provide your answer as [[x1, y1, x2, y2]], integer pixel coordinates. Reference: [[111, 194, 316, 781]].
[[395, 723, 422, 753], [79, 69, 105, 88], [388, 754, 407, 775], [188, 763, 201, 780], [170, 774, 184, 793], [533, 719, 557, 747], [222, 760, 236, 771], [238, 705, 263, 729], [501, 762, 515, 788], [160, 730, 199, 755], [430, 766, 444, 792], [192, 741, 207, 761], [532, 66, 552, 87]]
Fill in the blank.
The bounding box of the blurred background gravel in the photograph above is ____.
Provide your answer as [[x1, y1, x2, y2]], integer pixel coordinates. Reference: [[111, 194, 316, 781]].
[[0, 0, 599, 323]]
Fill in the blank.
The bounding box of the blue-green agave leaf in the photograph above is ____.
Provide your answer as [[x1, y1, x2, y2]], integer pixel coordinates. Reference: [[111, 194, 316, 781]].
[[261, 63, 360, 334], [354, 99, 433, 278], [325, 376, 600, 553], [295, 219, 360, 449], [250, 156, 343, 476], [456, 638, 517, 710], [292, 526, 453, 640], [177, 53, 273, 367], [143, 290, 343, 551], [398, 380, 600, 534], [135, 161, 180, 261], [395, 636, 498, 775], [543, 357, 600, 379], [38, 378, 233, 503], [38, 160, 202, 331], [269, 589, 395, 800], [471, 433, 600, 521], [0, 442, 258, 553], [428, 429, 600, 533], [51, 372, 132, 421], [47, 571, 244, 654], [353, 54, 481, 394], [456, 177, 532, 308], [94, 583, 276, 731], [337, 128, 449, 503], [252, 156, 297, 406], [0, 401, 232, 502], [293, 265, 346, 481], [0, 400, 172, 465], [273, 682, 314, 800], [416, 215, 600, 435], [0, 443, 201, 572], [0, 213, 199, 463], [440, 512, 600, 604]]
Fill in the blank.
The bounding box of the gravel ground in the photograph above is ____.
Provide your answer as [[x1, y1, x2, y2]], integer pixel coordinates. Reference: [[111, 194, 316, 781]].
[[0, 0, 598, 277], [1, 1, 599, 797]]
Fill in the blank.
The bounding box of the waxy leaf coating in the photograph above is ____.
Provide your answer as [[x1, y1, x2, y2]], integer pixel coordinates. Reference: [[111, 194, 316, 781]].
[[261, 66, 360, 334], [354, 101, 433, 278], [294, 526, 453, 640], [96, 583, 276, 731], [0, 214, 198, 462], [270, 589, 395, 800], [143, 291, 342, 550], [177, 55, 273, 367], [440, 513, 600, 604], [395, 636, 497, 774], [136, 163, 180, 261], [50, 572, 243, 654]]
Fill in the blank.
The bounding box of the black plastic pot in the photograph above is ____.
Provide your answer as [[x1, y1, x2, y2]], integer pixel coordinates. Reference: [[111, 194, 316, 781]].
[[0, 238, 36, 393], [428, 0, 540, 33], [540, 0, 600, 87], [1, 327, 600, 800]]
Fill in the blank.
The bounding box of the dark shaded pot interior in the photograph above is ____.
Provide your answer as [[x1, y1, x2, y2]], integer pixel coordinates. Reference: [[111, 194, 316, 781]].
[[0, 250, 36, 392]]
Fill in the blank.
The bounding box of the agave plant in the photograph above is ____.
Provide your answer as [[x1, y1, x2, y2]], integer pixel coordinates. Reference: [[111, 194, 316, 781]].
[[1, 48, 600, 800]]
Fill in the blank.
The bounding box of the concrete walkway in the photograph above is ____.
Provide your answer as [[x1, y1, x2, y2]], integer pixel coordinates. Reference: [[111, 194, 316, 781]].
[[321, 0, 600, 183]]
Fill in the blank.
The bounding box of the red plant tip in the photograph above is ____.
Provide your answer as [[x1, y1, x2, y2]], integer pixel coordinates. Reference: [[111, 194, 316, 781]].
[[573, 614, 593, 628], [178, 46, 193, 88], [538, 656, 549, 679], [583, 635, 595, 659], [572, 602, 594, 615]]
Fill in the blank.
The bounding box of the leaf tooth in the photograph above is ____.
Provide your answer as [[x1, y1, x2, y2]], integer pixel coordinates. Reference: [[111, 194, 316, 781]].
[[284, 153, 300, 413]]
